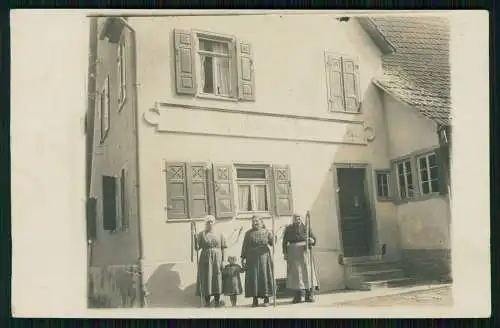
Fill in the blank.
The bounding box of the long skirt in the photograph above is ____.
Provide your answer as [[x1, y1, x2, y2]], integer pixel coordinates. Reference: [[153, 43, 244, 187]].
[[286, 242, 319, 291], [244, 246, 274, 298], [195, 248, 223, 297]]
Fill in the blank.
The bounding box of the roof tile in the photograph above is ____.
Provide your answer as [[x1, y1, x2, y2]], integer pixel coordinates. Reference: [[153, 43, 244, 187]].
[[371, 16, 451, 126]]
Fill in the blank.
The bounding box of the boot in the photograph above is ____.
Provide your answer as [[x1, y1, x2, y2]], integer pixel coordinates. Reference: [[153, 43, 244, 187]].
[[204, 296, 211, 307], [305, 289, 315, 303], [292, 290, 302, 304], [263, 296, 270, 307], [214, 294, 223, 307], [252, 297, 259, 307]]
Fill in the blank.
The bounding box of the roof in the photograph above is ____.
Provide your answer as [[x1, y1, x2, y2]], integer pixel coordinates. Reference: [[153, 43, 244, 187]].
[[369, 16, 451, 126]]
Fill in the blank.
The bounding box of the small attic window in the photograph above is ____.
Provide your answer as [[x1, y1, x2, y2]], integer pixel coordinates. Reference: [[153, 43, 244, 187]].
[[99, 17, 125, 43]]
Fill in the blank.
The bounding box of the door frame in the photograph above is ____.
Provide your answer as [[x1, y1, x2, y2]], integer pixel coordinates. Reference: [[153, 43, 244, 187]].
[[332, 162, 379, 259]]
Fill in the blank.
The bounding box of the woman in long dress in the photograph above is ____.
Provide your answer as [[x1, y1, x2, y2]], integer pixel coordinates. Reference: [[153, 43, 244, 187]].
[[241, 216, 274, 307], [195, 215, 227, 307], [282, 213, 319, 303]]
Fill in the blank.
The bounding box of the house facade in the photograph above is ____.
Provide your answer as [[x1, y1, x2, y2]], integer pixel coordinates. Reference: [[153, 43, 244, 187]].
[[86, 14, 451, 308]]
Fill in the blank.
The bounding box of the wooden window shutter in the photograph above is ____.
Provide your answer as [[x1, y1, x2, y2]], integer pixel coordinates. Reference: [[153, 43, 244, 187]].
[[120, 169, 128, 230], [325, 52, 345, 112], [174, 29, 196, 95], [165, 162, 189, 219], [212, 163, 236, 219], [273, 165, 294, 216], [102, 175, 117, 231], [115, 175, 123, 230], [237, 41, 255, 101], [436, 146, 450, 195], [187, 162, 209, 218], [86, 197, 98, 240], [341, 57, 361, 113]]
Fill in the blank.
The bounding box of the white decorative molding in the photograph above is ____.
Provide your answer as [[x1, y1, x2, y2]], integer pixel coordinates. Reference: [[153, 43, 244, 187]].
[[363, 124, 376, 142], [143, 102, 369, 146], [143, 106, 160, 126]]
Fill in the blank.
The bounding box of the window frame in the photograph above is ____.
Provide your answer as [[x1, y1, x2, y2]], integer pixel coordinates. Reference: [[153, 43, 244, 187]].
[[416, 152, 440, 196], [117, 33, 127, 111], [193, 30, 237, 101], [395, 158, 415, 201], [234, 164, 272, 216], [374, 169, 392, 201]]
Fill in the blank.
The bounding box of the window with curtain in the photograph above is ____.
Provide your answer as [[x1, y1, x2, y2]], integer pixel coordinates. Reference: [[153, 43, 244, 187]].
[[197, 37, 233, 98], [236, 166, 270, 213]]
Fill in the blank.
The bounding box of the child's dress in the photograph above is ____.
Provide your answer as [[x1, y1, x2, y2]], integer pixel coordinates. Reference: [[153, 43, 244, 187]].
[[222, 264, 244, 296]]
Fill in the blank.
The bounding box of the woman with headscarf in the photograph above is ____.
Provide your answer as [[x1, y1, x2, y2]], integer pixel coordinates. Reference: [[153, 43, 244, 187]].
[[282, 213, 319, 303], [240, 215, 274, 307], [195, 215, 227, 307]]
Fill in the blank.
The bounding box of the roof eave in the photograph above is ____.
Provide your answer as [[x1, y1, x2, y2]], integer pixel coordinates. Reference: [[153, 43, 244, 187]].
[[372, 78, 451, 127], [356, 17, 396, 55]]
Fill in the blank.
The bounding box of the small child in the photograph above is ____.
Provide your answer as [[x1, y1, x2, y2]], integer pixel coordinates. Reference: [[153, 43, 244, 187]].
[[222, 256, 244, 307]]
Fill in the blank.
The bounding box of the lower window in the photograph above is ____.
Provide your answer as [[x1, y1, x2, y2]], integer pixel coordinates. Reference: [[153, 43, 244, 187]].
[[235, 166, 270, 213], [396, 159, 415, 199], [417, 153, 439, 195]]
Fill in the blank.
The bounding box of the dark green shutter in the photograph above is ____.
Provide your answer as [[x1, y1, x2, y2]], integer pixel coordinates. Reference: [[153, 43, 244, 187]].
[[86, 197, 97, 240], [102, 176, 117, 231]]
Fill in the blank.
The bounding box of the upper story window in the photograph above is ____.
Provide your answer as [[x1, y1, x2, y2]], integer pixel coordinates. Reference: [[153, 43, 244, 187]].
[[117, 34, 127, 110], [198, 37, 233, 97], [325, 52, 361, 113], [174, 29, 255, 102], [417, 152, 439, 195]]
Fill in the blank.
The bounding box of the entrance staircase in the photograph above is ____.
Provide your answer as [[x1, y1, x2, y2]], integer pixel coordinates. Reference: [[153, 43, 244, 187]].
[[344, 256, 415, 291]]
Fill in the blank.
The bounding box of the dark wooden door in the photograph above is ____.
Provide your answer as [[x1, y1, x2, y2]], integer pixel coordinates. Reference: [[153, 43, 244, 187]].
[[336, 167, 373, 257]]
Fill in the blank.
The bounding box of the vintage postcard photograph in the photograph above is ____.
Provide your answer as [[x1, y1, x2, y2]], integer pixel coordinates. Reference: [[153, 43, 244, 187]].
[[10, 10, 490, 318]]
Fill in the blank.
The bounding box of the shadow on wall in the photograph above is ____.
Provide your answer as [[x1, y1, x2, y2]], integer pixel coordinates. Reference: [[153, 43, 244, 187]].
[[145, 263, 199, 308]]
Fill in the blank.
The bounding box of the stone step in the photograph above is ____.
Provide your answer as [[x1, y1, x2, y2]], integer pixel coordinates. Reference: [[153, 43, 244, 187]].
[[348, 260, 401, 273], [353, 269, 405, 282], [361, 277, 417, 290]]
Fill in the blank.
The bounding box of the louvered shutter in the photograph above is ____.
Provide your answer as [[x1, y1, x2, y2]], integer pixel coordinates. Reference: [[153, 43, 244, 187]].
[[86, 197, 97, 240], [237, 41, 255, 101], [212, 163, 236, 219], [325, 52, 345, 112], [174, 29, 196, 95], [187, 162, 209, 218], [165, 162, 189, 219], [102, 175, 117, 231], [273, 165, 294, 216], [342, 57, 361, 113]]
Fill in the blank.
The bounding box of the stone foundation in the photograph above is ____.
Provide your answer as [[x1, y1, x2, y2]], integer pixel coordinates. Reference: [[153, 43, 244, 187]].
[[88, 264, 143, 308], [400, 249, 452, 283]]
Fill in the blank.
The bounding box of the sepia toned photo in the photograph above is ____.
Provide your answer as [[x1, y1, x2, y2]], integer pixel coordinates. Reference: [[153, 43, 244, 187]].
[[83, 12, 455, 311]]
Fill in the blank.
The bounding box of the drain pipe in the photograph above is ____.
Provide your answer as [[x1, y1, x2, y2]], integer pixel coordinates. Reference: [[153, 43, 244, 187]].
[[116, 17, 146, 307]]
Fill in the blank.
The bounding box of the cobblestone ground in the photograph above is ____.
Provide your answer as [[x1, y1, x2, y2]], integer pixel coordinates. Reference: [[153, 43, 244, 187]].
[[337, 286, 452, 307]]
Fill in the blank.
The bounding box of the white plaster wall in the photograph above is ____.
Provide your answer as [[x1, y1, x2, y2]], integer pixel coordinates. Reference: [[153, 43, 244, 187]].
[[124, 15, 403, 302]]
